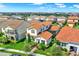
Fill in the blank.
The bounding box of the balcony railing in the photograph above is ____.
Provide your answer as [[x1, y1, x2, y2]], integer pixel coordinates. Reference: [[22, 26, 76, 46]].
[[6, 31, 16, 35]]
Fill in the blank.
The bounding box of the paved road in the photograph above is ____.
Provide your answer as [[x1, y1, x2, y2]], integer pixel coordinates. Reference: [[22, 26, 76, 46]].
[[0, 47, 46, 56]]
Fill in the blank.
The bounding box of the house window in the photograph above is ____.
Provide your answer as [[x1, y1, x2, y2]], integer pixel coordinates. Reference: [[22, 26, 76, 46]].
[[11, 37, 15, 40], [62, 43, 66, 46], [41, 40, 45, 44], [41, 28, 43, 32], [31, 30, 35, 33], [46, 26, 48, 29]]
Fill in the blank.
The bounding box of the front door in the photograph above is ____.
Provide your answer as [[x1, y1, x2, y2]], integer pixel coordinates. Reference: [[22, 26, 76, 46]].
[[70, 46, 77, 52]]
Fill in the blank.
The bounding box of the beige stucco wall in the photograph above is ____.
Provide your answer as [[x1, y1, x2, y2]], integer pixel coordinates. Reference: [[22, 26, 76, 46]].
[[68, 24, 74, 28], [35, 37, 51, 45], [61, 43, 79, 54]]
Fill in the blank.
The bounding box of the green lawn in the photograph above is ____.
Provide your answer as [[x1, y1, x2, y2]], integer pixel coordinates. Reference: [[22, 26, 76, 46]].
[[0, 39, 36, 52], [34, 43, 68, 56], [74, 24, 79, 29], [1, 41, 25, 50], [52, 22, 59, 26]]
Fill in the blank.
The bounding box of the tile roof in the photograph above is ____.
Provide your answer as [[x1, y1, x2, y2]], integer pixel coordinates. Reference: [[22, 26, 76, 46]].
[[48, 16, 56, 19], [57, 16, 66, 19], [56, 26, 79, 43], [42, 21, 52, 26], [68, 16, 79, 20], [67, 20, 76, 24], [58, 20, 65, 23], [29, 20, 52, 30], [6, 20, 23, 29], [50, 25, 60, 31], [38, 31, 52, 40]]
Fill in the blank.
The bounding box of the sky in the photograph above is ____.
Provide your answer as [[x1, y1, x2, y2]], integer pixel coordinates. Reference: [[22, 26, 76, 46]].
[[0, 3, 79, 12]]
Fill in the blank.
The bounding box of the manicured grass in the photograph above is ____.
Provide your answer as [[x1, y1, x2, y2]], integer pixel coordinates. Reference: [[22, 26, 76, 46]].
[[0, 39, 36, 52], [52, 22, 59, 26], [1, 42, 25, 50], [74, 24, 79, 29], [34, 43, 68, 56]]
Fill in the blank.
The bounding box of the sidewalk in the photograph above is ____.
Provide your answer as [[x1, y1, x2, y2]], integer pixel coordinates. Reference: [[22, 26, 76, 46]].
[[0, 47, 46, 56]]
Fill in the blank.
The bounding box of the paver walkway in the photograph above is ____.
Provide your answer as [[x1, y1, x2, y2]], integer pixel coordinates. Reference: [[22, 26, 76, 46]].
[[69, 51, 76, 56], [31, 46, 37, 52]]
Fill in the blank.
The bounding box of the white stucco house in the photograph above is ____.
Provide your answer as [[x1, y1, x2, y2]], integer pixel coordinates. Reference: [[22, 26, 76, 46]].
[[35, 31, 52, 45], [26, 20, 52, 45], [56, 26, 79, 54], [67, 16, 79, 28], [26, 20, 52, 37], [46, 16, 57, 21], [57, 16, 66, 26]]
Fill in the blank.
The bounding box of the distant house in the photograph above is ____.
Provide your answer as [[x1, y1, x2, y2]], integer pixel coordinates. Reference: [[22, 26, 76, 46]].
[[57, 16, 66, 26], [32, 16, 46, 22], [11, 15, 23, 20], [46, 16, 57, 22], [67, 16, 79, 27], [35, 31, 52, 45], [1, 20, 27, 41], [0, 15, 10, 20], [56, 26, 79, 54]]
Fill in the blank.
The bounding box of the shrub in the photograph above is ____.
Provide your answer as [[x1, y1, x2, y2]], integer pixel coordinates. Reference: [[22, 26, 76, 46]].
[[62, 48, 68, 52], [0, 32, 4, 37], [38, 43, 46, 50], [53, 38, 60, 45]]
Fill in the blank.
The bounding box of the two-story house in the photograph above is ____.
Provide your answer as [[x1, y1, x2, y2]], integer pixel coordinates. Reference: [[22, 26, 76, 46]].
[[46, 16, 57, 22], [57, 16, 66, 26], [26, 20, 52, 37], [56, 26, 79, 54], [26, 20, 52, 45], [1, 20, 27, 41], [67, 16, 79, 27]]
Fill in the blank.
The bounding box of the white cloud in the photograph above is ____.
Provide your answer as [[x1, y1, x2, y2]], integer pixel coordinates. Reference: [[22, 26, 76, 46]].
[[55, 3, 66, 8], [55, 3, 64, 6], [73, 4, 79, 8], [0, 4, 6, 8], [58, 5, 66, 8], [32, 3, 44, 5]]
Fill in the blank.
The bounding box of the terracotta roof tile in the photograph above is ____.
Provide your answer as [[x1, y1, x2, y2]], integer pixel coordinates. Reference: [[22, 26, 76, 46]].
[[38, 31, 52, 40], [42, 21, 52, 26], [48, 16, 56, 19], [56, 26, 79, 43], [67, 20, 76, 24], [29, 20, 52, 30], [50, 26, 60, 31], [68, 16, 79, 20]]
